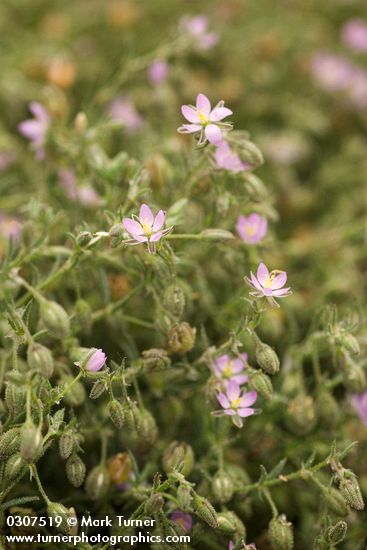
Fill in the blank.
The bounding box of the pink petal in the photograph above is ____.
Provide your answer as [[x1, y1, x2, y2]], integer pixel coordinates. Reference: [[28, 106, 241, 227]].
[[262, 287, 274, 296], [257, 262, 269, 285], [139, 204, 154, 227], [272, 287, 291, 296], [237, 407, 255, 417], [205, 124, 222, 144], [150, 231, 163, 242], [181, 105, 200, 123], [123, 218, 144, 236], [227, 380, 240, 401], [224, 409, 236, 416], [216, 355, 229, 370], [217, 392, 230, 409], [232, 374, 249, 385], [270, 271, 287, 290], [239, 390, 257, 408], [178, 124, 202, 134], [209, 107, 233, 122], [18, 120, 43, 141], [30, 102, 49, 123], [196, 93, 211, 114], [250, 273, 263, 291], [231, 356, 247, 373], [152, 210, 165, 231]]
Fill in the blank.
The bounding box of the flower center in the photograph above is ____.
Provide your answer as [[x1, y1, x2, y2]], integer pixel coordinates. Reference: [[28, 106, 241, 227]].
[[141, 222, 152, 236], [223, 364, 233, 378], [231, 397, 241, 408], [246, 226, 255, 236], [264, 269, 282, 288], [198, 111, 208, 124]]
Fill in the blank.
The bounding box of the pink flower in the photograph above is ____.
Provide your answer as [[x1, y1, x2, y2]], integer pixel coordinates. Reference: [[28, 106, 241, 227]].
[[341, 19, 367, 52], [108, 96, 143, 133], [170, 511, 192, 533], [59, 169, 101, 207], [214, 142, 249, 173], [85, 348, 107, 372], [311, 53, 353, 92], [217, 380, 257, 428], [236, 214, 267, 245], [179, 15, 219, 50], [18, 102, 50, 159], [245, 262, 291, 300], [123, 204, 172, 253], [0, 215, 22, 241], [178, 93, 232, 145], [351, 392, 367, 427], [148, 59, 169, 85], [213, 354, 248, 387]]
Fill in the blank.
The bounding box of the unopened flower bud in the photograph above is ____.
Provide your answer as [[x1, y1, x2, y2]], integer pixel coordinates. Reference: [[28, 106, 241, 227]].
[[20, 421, 43, 463], [167, 323, 196, 354], [76, 231, 93, 247], [254, 339, 280, 375], [322, 488, 348, 517], [27, 343, 53, 378], [108, 399, 125, 429], [211, 471, 234, 503], [40, 300, 70, 339], [142, 348, 171, 371], [339, 476, 365, 511], [144, 493, 164, 515], [340, 333, 360, 355], [163, 286, 186, 318], [5, 453, 26, 480], [66, 454, 86, 487], [217, 511, 245, 537], [192, 495, 218, 528], [59, 430, 74, 460], [326, 520, 347, 544], [85, 465, 110, 500], [109, 223, 125, 238], [342, 357, 366, 393], [177, 485, 192, 512], [89, 379, 107, 399], [74, 112, 88, 132], [76, 347, 107, 372], [162, 441, 194, 477], [286, 395, 316, 435], [268, 514, 294, 550], [0, 427, 20, 460], [145, 154, 172, 189], [47, 502, 71, 534], [248, 369, 273, 400], [107, 452, 132, 485]]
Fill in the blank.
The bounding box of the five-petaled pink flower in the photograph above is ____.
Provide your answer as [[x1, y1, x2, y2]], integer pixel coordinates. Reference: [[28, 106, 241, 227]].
[[123, 204, 172, 253], [246, 262, 291, 302], [236, 214, 267, 245], [18, 102, 50, 160], [341, 19, 367, 52], [217, 380, 257, 427], [179, 15, 219, 50], [170, 511, 193, 533], [214, 142, 249, 173], [178, 93, 232, 145], [213, 354, 248, 387], [148, 59, 169, 85]]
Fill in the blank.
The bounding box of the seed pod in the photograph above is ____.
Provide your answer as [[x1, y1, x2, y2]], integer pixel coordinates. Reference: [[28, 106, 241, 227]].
[[255, 341, 280, 375], [142, 348, 171, 371], [85, 465, 110, 500], [163, 285, 186, 318], [192, 495, 218, 528], [248, 369, 273, 400], [144, 493, 164, 515], [326, 520, 347, 544], [322, 488, 348, 517], [73, 299, 92, 334], [5, 384, 26, 417], [107, 452, 132, 485], [20, 421, 43, 463], [216, 511, 246, 537], [339, 476, 365, 511], [316, 389, 340, 427], [177, 485, 192, 512], [62, 376, 86, 407], [268, 514, 294, 550], [123, 399, 141, 432], [47, 502, 71, 534], [0, 428, 20, 460], [27, 343, 54, 378], [138, 410, 158, 445], [39, 300, 70, 339], [162, 441, 194, 477], [211, 471, 234, 503], [66, 454, 86, 487], [89, 379, 107, 399], [108, 399, 125, 429], [340, 333, 360, 355], [342, 357, 366, 393], [167, 323, 196, 354], [286, 395, 317, 435], [76, 231, 93, 247], [59, 430, 74, 460], [4, 453, 26, 480]]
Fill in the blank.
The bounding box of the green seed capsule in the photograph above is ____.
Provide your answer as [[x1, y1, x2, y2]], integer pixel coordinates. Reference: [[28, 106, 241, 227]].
[[211, 471, 234, 503], [268, 514, 294, 550], [40, 300, 70, 339], [89, 379, 107, 399], [59, 430, 74, 460], [85, 465, 110, 500], [192, 495, 218, 528], [66, 454, 86, 487], [108, 399, 125, 429], [4, 453, 26, 480], [326, 520, 347, 544], [27, 343, 54, 378], [339, 476, 365, 511], [0, 428, 20, 460], [248, 369, 273, 400], [20, 421, 43, 463], [167, 323, 196, 354], [47, 502, 72, 534], [162, 441, 194, 477], [322, 488, 348, 517], [255, 342, 280, 375]]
